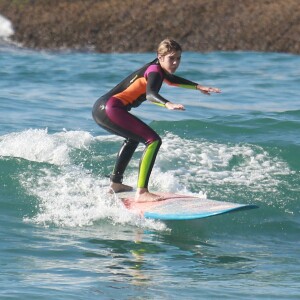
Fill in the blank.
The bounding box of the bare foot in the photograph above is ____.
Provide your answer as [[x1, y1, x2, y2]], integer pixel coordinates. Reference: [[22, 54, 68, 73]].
[[134, 190, 163, 202], [109, 182, 133, 193]]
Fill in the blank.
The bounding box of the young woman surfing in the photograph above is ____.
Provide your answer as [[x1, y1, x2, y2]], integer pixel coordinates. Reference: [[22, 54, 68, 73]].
[[92, 39, 220, 202]]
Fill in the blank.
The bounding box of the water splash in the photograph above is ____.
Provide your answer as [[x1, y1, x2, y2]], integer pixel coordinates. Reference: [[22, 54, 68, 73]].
[[0, 14, 14, 40], [0, 128, 93, 165], [1, 129, 295, 227], [159, 132, 291, 192]]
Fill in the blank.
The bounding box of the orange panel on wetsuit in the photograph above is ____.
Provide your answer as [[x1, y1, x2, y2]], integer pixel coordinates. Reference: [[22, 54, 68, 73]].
[[114, 77, 147, 105]]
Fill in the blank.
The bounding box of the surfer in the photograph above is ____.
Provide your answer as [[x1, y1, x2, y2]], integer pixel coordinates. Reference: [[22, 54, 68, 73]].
[[92, 38, 221, 202]]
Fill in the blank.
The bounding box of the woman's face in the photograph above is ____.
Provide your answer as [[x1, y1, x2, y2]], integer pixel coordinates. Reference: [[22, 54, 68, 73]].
[[158, 51, 181, 74]]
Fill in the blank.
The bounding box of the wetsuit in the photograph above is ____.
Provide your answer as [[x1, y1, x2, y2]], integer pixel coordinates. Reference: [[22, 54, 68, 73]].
[[92, 58, 198, 189]]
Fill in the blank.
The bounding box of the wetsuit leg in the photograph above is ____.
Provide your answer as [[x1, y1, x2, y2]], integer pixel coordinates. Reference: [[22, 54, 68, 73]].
[[110, 138, 139, 183], [92, 97, 161, 188], [137, 139, 161, 188]]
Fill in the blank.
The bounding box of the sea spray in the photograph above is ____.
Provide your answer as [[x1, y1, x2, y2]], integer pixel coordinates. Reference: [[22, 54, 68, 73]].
[[0, 14, 14, 40]]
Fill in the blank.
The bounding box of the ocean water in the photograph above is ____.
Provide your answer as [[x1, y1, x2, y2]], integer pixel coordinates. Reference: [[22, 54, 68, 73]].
[[1, 39, 300, 299]]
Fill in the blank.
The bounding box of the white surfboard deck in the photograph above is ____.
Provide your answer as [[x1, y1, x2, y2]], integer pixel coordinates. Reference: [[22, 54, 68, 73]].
[[118, 191, 258, 220]]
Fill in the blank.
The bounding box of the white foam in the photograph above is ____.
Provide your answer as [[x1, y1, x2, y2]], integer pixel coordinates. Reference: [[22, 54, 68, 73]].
[[21, 165, 167, 231], [2, 129, 166, 229], [5, 129, 291, 228], [0, 128, 93, 165], [158, 132, 291, 192], [0, 14, 14, 39]]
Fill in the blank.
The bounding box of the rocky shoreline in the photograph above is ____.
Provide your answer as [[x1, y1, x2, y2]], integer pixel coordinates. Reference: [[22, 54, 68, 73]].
[[0, 0, 299, 54]]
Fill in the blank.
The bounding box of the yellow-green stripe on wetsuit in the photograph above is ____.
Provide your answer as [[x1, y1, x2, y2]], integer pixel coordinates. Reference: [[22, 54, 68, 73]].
[[138, 140, 161, 188]]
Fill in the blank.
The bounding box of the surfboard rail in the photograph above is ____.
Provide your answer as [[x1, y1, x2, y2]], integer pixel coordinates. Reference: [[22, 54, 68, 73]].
[[118, 191, 258, 221]]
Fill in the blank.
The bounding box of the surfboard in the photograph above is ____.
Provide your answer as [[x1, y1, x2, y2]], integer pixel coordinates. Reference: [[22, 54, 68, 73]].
[[118, 192, 258, 221]]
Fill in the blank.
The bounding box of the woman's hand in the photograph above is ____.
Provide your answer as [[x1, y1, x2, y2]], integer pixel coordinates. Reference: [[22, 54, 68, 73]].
[[165, 102, 185, 110], [197, 85, 221, 95]]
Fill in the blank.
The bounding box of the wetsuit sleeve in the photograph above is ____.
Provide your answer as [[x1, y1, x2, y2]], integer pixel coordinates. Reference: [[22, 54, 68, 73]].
[[164, 73, 198, 89], [146, 71, 170, 106]]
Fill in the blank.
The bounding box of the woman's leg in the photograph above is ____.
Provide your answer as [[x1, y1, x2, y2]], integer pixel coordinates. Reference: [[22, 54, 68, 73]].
[[93, 97, 162, 200], [110, 138, 139, 191], [137, 139, 161, 188]]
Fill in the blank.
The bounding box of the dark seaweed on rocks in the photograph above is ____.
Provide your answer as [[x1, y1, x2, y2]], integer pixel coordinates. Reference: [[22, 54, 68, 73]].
[[0, 0, 299, 53]]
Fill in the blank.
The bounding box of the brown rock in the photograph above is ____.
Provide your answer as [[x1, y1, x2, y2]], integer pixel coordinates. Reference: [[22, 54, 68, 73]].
[[0, 0, 299, 53]]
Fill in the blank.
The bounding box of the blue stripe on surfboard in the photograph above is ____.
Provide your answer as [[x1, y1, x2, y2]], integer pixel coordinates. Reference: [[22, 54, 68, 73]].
[[144, 204, 258, 220]]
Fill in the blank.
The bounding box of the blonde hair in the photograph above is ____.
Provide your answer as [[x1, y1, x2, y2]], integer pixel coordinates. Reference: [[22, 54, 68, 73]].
[[157, 39, 182, 56]]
